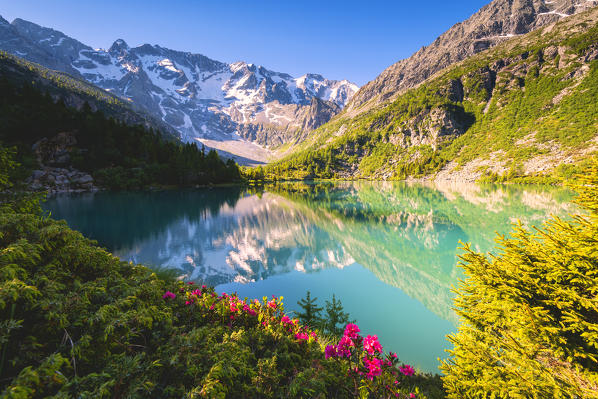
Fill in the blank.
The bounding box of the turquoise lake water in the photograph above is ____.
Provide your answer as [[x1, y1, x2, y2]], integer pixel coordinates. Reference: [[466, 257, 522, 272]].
[[43, 181, 575, 373]]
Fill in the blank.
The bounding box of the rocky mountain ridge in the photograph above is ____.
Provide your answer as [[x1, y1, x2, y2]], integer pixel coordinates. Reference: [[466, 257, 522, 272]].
[[267, 6, 598, 182], [345, 0, 598, 115], [0, 16, 358, 164]]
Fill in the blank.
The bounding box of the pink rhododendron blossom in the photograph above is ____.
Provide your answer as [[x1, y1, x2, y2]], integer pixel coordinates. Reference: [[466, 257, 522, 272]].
[[295, 332, 308, 340], [267, 300, 277, 309], [344, 323, 360, 339], [399, 365, 415, 377], [162, 291, 176, 299], [187, 281, 195, 285], [409, 394, 416, 398], [281, 315, 291, 324], [364, 358, 382, 380], [363, 335, 383, 354], [336, 336, 354, 358], [325, 345, 337, 359]]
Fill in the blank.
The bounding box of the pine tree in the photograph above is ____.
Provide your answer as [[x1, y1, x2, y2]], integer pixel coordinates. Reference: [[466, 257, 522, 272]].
[[321, 294, 352, 337], [441, 159, 598, 398], [296, 291, 323, 329]]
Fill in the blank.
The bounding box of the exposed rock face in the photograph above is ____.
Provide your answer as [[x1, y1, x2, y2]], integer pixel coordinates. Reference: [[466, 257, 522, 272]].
[[235, 97, 341, 147], [28, 132, 97, 193], [345, 0, 598, 114], [0, 17, 359, 163]]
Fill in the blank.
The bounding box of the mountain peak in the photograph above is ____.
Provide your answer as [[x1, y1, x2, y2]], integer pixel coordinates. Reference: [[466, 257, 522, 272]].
[[11, 17, 43, 30], [345, 0, 598, 113], [109, 38, 130, 54]]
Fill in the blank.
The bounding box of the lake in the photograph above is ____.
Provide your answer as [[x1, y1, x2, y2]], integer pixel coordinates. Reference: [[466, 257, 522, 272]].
[[43, 181, 575, 373]]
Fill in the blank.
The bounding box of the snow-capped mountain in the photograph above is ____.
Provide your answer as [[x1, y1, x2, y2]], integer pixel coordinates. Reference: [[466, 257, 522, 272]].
[[0, 16, 359, 164]]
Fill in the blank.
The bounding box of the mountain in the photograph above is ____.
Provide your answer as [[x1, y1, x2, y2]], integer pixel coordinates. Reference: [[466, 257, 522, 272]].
[[0, 16, 358, 164], [0, 51, 176, 137], [267, 4, 598, 182], [346, 0, 598, 115]]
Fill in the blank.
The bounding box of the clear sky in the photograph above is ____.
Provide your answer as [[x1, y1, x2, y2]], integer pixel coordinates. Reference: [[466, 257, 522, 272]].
[[0, 0, 490, 86]]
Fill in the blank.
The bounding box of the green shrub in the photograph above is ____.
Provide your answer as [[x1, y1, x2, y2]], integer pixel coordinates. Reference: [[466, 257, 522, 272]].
[[441, 160, 598, 397]]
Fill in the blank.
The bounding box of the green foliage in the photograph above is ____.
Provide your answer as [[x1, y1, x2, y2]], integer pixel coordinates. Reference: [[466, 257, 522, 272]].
[[296, 291, 355, 338], [0, 145, 44, 215], [296, 290, 323, 329], [321, 294, 353, 337], [441, 160, 598, 398]]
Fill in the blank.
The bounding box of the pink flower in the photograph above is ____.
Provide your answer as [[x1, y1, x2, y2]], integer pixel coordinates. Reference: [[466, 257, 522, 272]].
[[209, 305, 214, 310], [409, 394, 416, 399], [364, 358, 382, 380], [390, 352, 398, 359], [162, 291, 176, 299], [310, 331, 317, 339], [325, 345, 337, 359], [202, 285, 207, 289], [344, 323, 361, 340], [295, 332, 308, 340], [363, 335, 383, 355], [281, 315, 291, 324], [187, 281, 195, 285], [267, 300, 277, 309], [399, 365, 415, 377], [191, 289, 202, 297], [229, 303, 238, 312], [336, 336, 354, 358]]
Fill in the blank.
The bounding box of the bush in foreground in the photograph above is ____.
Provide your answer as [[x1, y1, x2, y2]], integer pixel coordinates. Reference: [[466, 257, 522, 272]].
[[441, 160, 598, 398]]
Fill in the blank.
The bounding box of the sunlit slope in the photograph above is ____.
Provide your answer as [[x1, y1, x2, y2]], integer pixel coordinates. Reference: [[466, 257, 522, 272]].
[[267, 8, 598, 181]]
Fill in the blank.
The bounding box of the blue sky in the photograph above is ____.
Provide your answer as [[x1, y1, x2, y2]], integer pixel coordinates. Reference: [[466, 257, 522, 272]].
[[1, 0, 489, 86]]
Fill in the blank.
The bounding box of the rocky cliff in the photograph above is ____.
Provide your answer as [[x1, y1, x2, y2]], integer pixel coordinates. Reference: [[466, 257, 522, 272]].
[[345, 0, 598, 115]]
